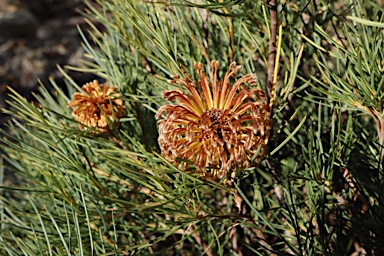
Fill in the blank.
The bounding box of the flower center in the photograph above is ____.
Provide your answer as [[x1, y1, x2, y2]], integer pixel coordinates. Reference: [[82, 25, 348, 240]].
[[206, 108, 224, 125], [203, 109, 226, 141]]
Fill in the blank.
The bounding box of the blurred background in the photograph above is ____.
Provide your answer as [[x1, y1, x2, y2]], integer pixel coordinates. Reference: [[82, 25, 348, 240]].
[[0, 0, 97, 123]]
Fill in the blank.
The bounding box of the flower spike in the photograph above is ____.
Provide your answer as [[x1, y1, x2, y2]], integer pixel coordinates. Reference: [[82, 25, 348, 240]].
[[68, 80, 126, 132], [157, 61, 271, 181]]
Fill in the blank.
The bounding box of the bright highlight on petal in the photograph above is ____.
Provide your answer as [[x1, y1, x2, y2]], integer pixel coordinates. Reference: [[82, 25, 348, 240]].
[[156, 61, 271, 181]]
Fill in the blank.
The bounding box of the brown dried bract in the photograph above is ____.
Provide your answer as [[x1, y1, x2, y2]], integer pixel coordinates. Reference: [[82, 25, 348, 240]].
[[156, 61, 271, 181], [68, 80, 126, 132]]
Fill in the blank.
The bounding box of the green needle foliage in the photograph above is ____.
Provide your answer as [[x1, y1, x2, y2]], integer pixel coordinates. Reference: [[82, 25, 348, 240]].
[[0, 0, 383, 255]]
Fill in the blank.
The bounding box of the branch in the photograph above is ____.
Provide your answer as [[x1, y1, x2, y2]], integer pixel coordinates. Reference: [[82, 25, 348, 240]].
[[267, 0, 278, 110]]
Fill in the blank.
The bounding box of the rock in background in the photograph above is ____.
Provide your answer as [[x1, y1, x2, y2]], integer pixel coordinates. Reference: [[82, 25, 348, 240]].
[[0, 0, 97, 123]]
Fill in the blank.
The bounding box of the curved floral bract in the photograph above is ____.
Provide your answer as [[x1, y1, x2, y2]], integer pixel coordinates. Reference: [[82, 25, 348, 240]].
[[68, 80, 126, 132], [156, 61, 271, 180]]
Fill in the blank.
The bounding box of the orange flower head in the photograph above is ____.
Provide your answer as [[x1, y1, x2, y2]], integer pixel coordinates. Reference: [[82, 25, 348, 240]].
[[156, 61, 271, 180], [68, 80, 126, 132]]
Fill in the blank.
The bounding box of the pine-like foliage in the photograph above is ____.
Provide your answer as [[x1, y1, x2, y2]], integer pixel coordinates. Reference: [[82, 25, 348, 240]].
[[0, 0, 383, 255]]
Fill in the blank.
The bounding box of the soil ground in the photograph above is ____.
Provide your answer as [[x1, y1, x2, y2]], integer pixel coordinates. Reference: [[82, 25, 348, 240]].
[[0, 0, 97, 124]]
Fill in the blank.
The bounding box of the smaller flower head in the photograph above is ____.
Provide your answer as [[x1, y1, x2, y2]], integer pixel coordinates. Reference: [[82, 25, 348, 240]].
[[68, 80, 126, 132], [156, 61, 271, 180]]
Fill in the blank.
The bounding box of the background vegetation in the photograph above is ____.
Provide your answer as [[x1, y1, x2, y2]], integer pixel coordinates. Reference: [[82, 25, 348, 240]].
[[0, 0, 383, 255]]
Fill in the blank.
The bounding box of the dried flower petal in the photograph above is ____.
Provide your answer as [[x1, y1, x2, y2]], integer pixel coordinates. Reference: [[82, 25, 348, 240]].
[[68, 80, 126, 132], [156, 61, 271, 180]]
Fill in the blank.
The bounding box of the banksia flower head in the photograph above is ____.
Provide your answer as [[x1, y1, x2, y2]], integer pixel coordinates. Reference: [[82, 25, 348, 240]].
[[68, 80, 126, 132], [156, 61, 271, 181]]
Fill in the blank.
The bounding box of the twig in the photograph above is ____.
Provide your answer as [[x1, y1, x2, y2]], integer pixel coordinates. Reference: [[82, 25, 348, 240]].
[[267, 0, 278, 108]]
